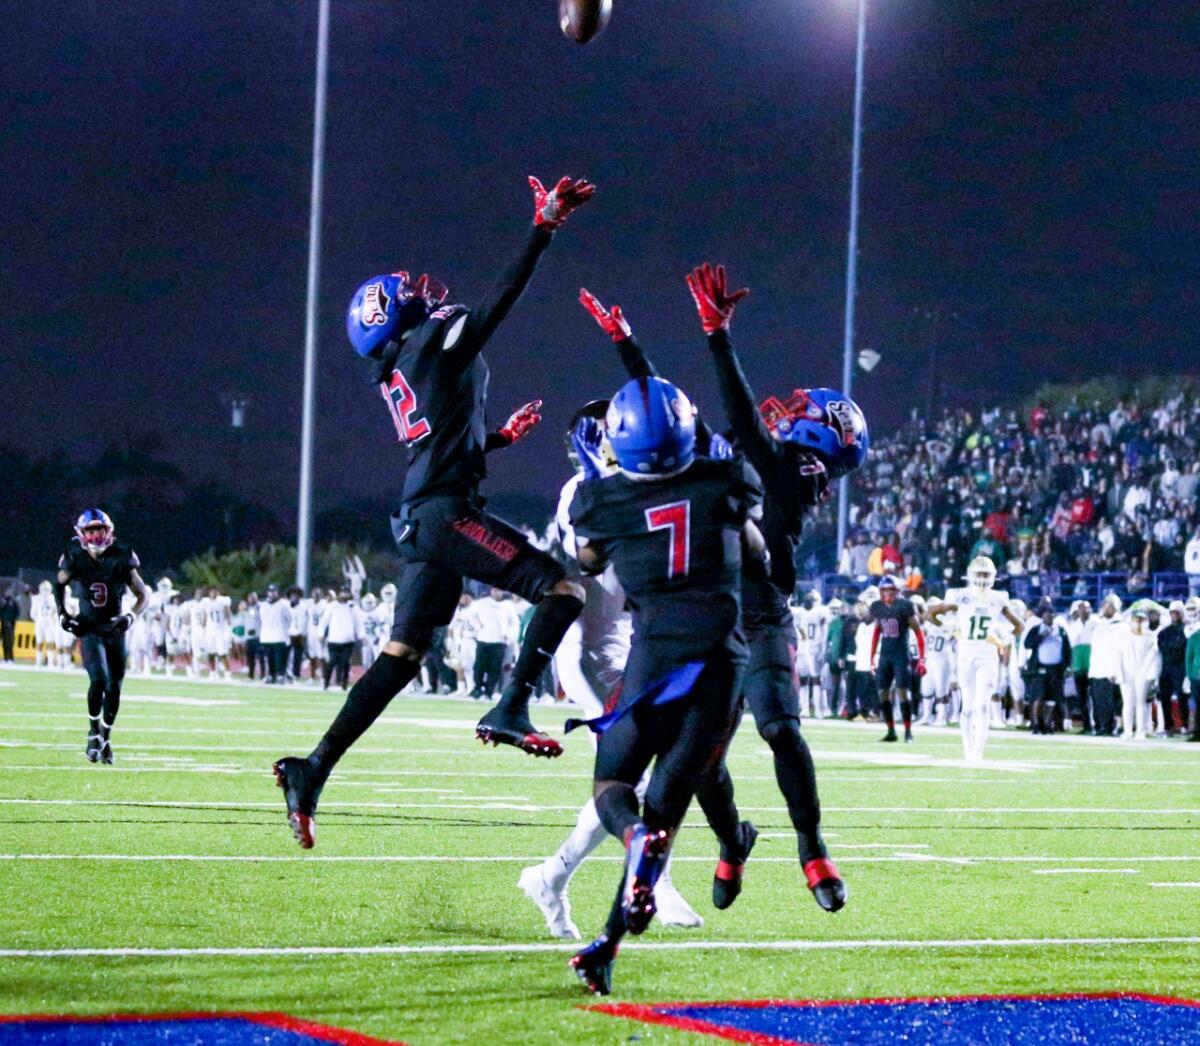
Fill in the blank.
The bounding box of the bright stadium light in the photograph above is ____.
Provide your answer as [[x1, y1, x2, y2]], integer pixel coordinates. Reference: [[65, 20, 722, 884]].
[[296, 0, 331, 591], [836, 0, 867, 556]]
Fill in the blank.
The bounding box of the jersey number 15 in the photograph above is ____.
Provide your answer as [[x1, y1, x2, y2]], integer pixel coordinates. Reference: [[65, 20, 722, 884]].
[[645, 501, 691, 580]]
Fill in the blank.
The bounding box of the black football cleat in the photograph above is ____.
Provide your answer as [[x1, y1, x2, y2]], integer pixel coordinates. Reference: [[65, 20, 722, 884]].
[[570, 935, 618, 995], [475, 706, 562, 758], [272, 757, 324, 849], [880, 730, 898, 743], [85, 733, 103, 763], [904, 728, 914, 744], [621, 826, 671, 935], [804, 856, 847, 913], [713, 820, 758, 910], [100, 740, 115, 765]]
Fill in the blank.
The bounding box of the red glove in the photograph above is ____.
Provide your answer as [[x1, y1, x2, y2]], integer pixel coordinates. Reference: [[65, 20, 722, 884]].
[[915, 658, 927, 678], [579, 288, 632, 343], [685, 262, 749, 333], [498, 400, 543, 445], [529, 175, 595, 229]]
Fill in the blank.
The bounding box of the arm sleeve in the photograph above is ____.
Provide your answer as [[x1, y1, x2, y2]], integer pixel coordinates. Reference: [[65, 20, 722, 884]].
[[484, 432, 509, 453], [616, 336, 659, 379], [453, 226, 554, 362], [870, 624, 880, 664], [706, 330, 779, 476]]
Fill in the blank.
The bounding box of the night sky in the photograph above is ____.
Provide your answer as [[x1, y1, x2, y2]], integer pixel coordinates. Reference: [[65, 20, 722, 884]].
[[3, 1, 1197, 528]]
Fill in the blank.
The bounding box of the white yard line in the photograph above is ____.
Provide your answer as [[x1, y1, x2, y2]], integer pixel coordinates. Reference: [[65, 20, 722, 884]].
[[1031, 868, 1140, 875], [1149, 882, 1200, 888], [1, 936, 1198, 959], [0, 853, 1195, 865], [2, 797, 1198, 816]]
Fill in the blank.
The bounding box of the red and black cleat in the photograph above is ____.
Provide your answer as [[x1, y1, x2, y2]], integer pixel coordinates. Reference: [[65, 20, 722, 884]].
[[804, 856, 847, 912], [272, 757, 323, 849], [621, 826, 671, 935], [474, 708, 563, 758], [570, 935, 618, 995], [713, 820, 758, 910]]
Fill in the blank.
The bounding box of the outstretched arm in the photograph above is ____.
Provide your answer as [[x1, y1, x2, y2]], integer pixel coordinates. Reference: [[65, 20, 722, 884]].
[[457, 176, 595, 359], [684, 263, 778, 475], [579, 288, 658, 379], [485, 400, 542, 452]]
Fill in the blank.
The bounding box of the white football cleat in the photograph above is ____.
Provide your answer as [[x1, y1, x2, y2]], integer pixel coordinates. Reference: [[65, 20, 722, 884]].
[[518, 865, 580, 940], [655, 877, 704, 928]]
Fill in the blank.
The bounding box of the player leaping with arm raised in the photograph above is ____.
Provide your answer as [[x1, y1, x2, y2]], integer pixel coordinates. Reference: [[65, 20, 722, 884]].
[[273, 175, 594, 849]]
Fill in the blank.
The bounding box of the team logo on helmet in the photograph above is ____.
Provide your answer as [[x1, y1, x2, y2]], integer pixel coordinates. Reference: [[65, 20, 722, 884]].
[[826, 399, 860, 448], [360, 282, 391, 327]]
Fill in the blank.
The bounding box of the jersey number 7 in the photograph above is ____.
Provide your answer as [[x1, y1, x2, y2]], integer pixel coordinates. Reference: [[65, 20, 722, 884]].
[[645, 501, 690, 579], [381, 370, 431, 444]]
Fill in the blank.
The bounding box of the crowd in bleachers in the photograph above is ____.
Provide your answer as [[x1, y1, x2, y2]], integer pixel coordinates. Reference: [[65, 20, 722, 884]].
[[837, 393, 1200, 602]]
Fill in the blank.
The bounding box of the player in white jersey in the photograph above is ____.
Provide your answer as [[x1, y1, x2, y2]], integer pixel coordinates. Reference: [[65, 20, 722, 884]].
[[917, 597, 954, 724], [164, 593, 189, 673], [305, 588, 328, 684], [125, 590, 154, 675], [358, 593, 384, 671], [204, 587, 232, 677], [56, 590, 80, 668], [446, 593, 478, 694], [1117, 600, 1161, 740], [518, 407, 700, 939], [792, 592, 828, 718], [186, 589, 210, 676], [928, 557, 1023, 764], [31, 580, 59, 667]]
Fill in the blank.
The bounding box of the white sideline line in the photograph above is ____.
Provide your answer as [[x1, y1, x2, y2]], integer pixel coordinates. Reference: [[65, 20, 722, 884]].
[[2, 936, 1199, 959], [1031, 868, 1139, 875], [0, 853, 1196, 865], [1149, 882, 1200, 888], [2, 797, 1199, 816], [0, 741, 592, 758]]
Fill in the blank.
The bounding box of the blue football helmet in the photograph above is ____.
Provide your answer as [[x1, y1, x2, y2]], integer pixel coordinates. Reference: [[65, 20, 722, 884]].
[[605, 376, 697, 476], [346, 271, 449, 358], [75, 508, 114, 552], [759, 387, 869, 478]]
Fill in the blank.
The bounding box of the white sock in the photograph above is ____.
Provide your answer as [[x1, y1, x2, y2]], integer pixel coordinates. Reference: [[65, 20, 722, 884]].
[[545, 799, 610, 892]]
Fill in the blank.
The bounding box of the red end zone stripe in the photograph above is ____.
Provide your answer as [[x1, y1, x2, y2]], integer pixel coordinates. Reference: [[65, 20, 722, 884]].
[[592, 991, 1200, 1013], [587, 1002, 807, 1046], [0, 1011, 408, 1044]]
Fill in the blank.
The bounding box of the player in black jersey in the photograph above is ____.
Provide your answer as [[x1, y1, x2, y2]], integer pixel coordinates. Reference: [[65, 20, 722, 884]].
[[566, 374, 762, 995], [580, 262, 869, 915], [273, 174, 594, 849], [54, 509, 147, 764], [869, 575, 926, 743]]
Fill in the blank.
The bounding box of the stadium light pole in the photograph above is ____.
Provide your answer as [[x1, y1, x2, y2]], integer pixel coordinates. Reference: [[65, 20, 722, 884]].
[[836, 0, 867, 559], [296, 0, 331, 591]]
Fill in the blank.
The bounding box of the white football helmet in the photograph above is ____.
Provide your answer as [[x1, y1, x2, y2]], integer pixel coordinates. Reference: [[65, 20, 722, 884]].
[[38, 579, 53, 595], [966, 556, 996, 592], [156, 577, 174, 595], [361, 593, 379, 611], [380, 583, 397, 603], [807, 589, 823, 606]]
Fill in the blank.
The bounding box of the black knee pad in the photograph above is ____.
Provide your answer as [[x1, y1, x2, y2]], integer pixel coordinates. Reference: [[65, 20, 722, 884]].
[[759, 715, 802, 749]]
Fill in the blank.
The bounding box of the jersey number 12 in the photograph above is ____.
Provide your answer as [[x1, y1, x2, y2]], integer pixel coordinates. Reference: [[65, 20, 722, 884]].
[[645, 501, 690, 580], [381, 371, 431, 444]]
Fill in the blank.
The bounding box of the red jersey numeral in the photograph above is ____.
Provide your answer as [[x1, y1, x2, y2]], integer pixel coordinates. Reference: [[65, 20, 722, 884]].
[[381, 370, 431, 444], [90, 582, 108, 608], [645, 500, 691, 580]]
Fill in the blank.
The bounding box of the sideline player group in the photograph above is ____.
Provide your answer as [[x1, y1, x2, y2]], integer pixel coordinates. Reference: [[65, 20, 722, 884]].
[[49, 175, 1122, 996]]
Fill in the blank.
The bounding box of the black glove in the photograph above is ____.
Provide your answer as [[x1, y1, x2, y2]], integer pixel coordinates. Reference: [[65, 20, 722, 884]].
[[59, 613, 80, 634], [105, 613, 135, 636]]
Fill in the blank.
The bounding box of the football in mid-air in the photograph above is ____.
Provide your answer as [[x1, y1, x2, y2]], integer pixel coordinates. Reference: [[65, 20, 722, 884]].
[[559, 0, 612, 44]]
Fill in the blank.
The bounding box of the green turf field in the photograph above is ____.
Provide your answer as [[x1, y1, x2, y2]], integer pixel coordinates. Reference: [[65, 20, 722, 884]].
[[1, 665, 1198, 1044]]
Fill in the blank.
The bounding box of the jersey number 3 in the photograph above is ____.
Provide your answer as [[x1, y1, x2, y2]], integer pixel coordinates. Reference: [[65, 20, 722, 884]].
[[90, 582, 108, 608], [645, 501, 690, 580], [381, 371, 431, 444]]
